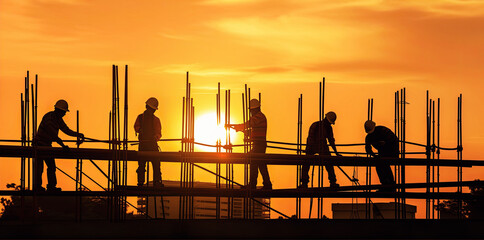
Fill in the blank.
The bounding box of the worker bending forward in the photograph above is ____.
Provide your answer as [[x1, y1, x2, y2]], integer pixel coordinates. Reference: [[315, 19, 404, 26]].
[[229, 99, 272, 190], [33, 100, 84, 191], [364, 120, 397, 192], [134, 97, 163, 187], [299, 111, 342, 189]]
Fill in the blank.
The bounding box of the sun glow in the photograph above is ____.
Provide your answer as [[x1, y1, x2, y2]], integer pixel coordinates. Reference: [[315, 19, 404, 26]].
[[194, 112, 238, 152]]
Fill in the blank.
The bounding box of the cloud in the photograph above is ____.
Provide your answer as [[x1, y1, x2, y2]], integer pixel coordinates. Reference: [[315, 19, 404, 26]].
[[201, 0, 259, 5], [208, 15, 383, 62], [158, 33, 192, 41], [149, 64, 250, 77], [242, 66, 293, 74]]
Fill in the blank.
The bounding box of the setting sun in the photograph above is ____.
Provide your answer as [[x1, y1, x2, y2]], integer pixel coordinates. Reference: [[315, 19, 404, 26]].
[[194, 112, 239, 152]]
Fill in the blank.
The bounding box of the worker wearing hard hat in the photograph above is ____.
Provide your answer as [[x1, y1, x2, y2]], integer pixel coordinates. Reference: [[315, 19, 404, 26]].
[[299, 111, 342, 189], [364, 120, 397, 192], [134, 97, 163, 187], [228, 99, 272, 190], [33, 100, 85, 192]]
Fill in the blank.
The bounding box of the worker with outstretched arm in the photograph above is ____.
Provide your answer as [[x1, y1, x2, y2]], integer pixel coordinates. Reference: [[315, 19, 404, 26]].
[[227, 99, 272, 190], [134, 97, 163, 187], [364, 120, 397, 192], [33, 100, 85, 192], [299, 111, 342, 189]]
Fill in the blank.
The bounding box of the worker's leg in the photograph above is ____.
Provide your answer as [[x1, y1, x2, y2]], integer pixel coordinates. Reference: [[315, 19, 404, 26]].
[[377, 152, 397, 186], [34, 157, 45, 189], [151, 159, 161, 184], [376, 164, 395, 185], [44, 158, 57, 189], [300, 152, 313, 185], [326, 165, 337, 184], [249, 163, 259, 187], [321, 152, 338, 186], [300, 164, 310, 184], [250, 140, 268, 187], [137, 160, 147, 186], [258, 163, 272, 187]]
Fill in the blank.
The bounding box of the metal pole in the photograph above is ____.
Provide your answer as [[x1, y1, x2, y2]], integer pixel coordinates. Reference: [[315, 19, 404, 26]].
[[426, 91, 430, 219], [437, 98, 441, 219], [296, 96, 300, 218], [25, 72, 30, 191], [401, 88, 407, 219], [216, 83, 221, 219], [432, 100, 436, 219], [20, 94, 25, 190]]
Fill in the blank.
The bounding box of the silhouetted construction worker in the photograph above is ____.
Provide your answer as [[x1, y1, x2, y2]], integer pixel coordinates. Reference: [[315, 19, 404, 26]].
[[299, 111, 342, 189], [134, 97, 162, 187], [228, 99, 272, 190], [33, 100, 84, 192], [364, 120, 397, 192]]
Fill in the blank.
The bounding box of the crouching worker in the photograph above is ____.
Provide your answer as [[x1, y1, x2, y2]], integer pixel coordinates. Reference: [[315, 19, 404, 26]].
[[135, 97, 163, 187], [299, 111, 342, 189], [33, 100, 85, 192], [364, 120, 397, 192]]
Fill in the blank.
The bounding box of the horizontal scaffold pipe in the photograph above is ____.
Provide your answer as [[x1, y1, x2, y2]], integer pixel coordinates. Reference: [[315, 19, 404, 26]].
[[315, 180, 483, 192], [0, 145, 483, 167], [0, 188, 481, 200]]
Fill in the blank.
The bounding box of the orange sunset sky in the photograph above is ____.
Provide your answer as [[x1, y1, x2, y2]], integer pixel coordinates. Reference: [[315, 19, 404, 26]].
[[1, 0, 484, 218]]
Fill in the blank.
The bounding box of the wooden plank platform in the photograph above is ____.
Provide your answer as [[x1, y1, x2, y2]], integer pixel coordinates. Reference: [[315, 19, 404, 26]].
[[0, 188, 480, 200], [1, 145, 484, 167]]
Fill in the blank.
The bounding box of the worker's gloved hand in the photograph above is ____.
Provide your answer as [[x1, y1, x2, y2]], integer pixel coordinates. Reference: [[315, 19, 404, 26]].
[[77, 133, 85, 145], [62, 145, 70, 151], [234, 125, 243, 132]]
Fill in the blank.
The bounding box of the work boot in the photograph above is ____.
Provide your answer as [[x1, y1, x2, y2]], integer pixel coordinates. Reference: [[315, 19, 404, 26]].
[[330, 182, 340, 188], [261, 185, 272, 190], [47, 186, 62, 192], [297, 183, 308, 189], [153, 181, 164, 188]]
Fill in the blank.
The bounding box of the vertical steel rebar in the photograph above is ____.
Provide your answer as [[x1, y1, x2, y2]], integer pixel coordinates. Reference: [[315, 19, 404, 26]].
[[20, 93, 25, 190], [216, 82, 221, 219], [401, 88, 407, 219], [437, 98, 441, 219], [25, 72, 30, 192], [432, 100, 436, 219], [457, 94, 463, 218], [426, 91, 430, 219], [365, 98, 371, 219]]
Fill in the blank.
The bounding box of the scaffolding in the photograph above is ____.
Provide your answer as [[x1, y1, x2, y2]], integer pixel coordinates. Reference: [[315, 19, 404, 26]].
[[1, 67, 482, 221]]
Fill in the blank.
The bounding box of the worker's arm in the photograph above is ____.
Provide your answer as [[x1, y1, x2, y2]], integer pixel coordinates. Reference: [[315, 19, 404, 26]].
[[225, 123, 246, 132], [327, 126, 341, 156], [134, 115, 141, 136], [59, 119, 84, 139], [365, 135, 376, 157], [154, 117, 162, 141], [329, 140, 341, 156]]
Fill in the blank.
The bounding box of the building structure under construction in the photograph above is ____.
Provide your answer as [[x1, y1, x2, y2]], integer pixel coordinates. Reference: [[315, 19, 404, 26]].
[[0, 67, 483, 239]]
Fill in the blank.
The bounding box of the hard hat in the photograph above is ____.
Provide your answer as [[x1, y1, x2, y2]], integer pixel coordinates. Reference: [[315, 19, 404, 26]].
[[249, 99, 260, 109], [54, 99, 69, 112], [325, 111, 337, 124], [146, 97, 159, 110], [364, 120, 376, 133]]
